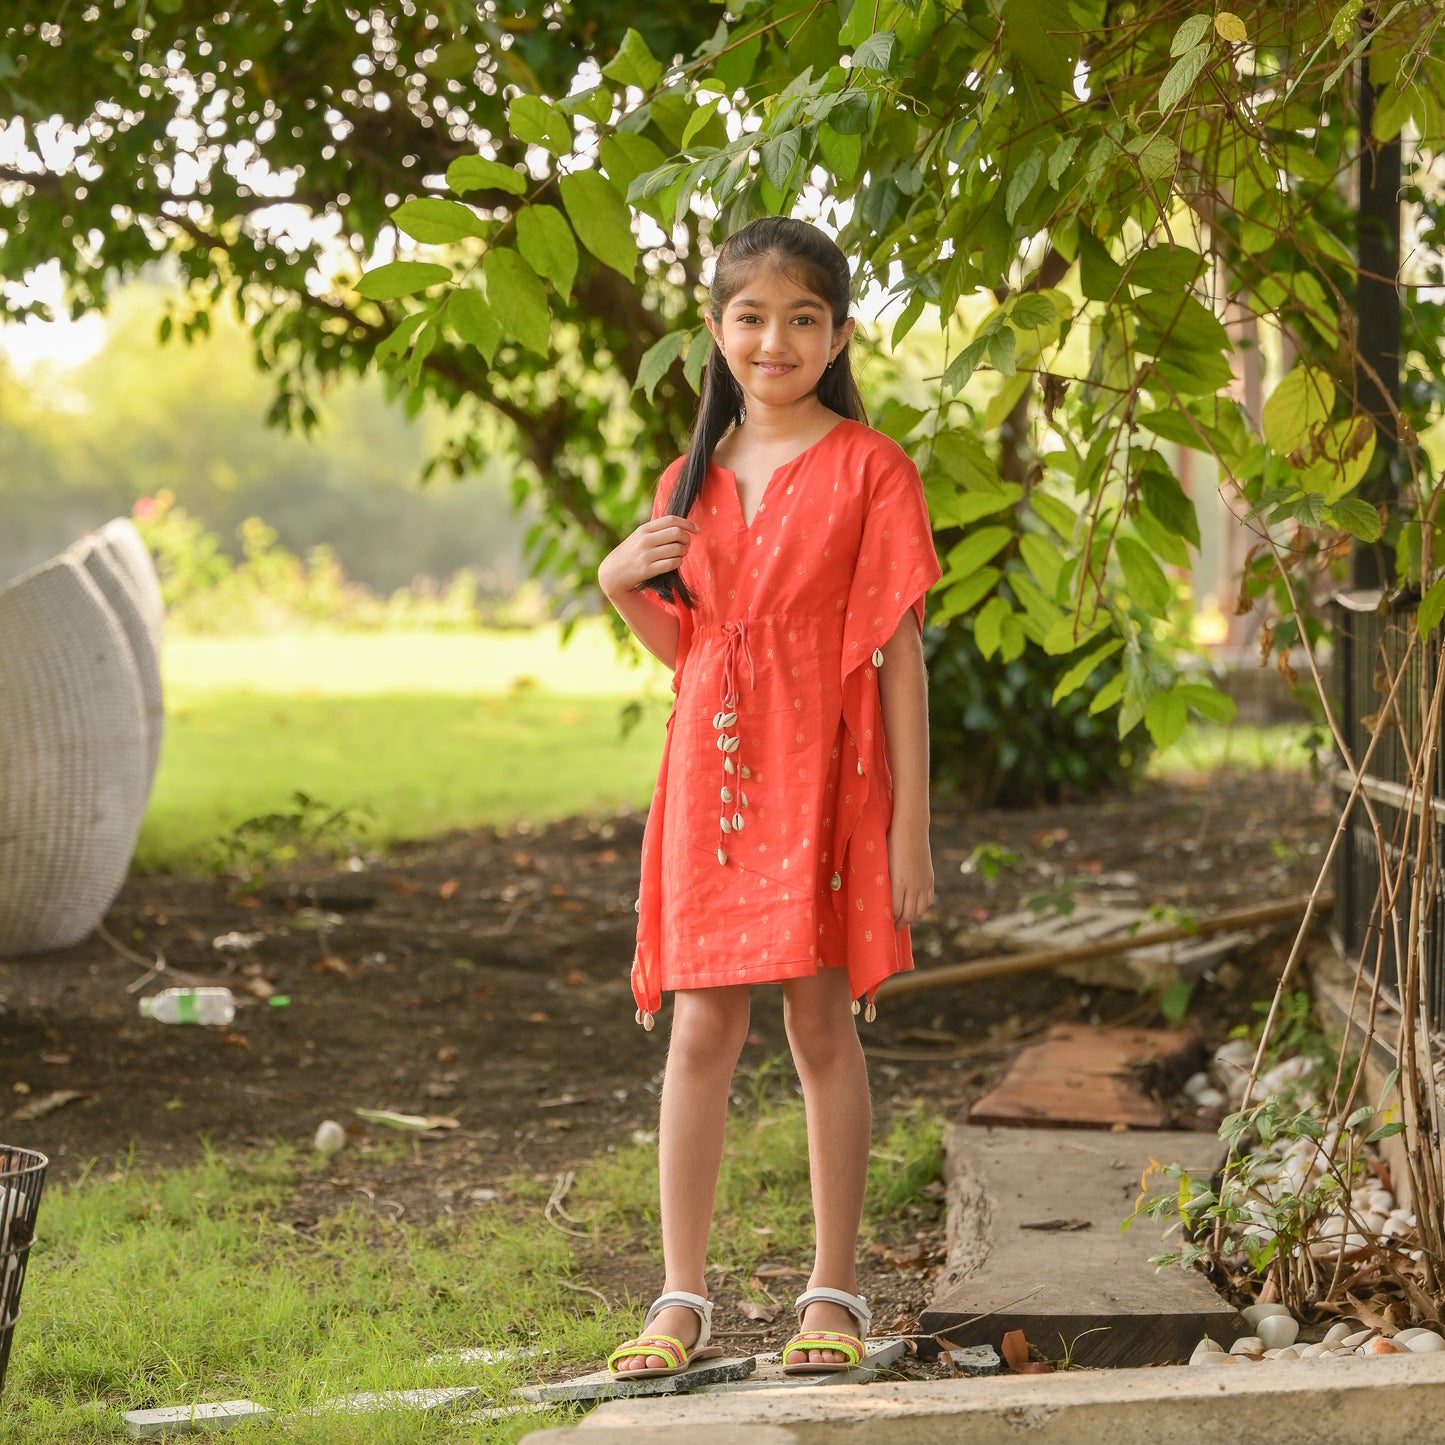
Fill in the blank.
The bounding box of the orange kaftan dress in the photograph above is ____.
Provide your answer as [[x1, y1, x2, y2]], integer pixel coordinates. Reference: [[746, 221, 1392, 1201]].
[[630, 419, 942, 1019]]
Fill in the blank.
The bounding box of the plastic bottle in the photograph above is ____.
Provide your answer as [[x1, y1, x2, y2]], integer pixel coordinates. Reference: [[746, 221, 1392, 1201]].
[[138, 987, 236, 1026]]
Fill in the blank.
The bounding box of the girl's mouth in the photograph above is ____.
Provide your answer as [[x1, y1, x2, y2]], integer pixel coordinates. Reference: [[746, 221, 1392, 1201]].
[[754, 362, 795, 376]]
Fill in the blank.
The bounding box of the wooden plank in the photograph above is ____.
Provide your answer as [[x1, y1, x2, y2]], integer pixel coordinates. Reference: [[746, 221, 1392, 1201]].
[[921, 1124, 1239, 1368], [968, 1023, 1194, 1130]]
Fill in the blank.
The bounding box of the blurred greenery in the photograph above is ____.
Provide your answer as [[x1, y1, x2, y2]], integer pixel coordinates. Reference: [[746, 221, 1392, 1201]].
[[0, 283, 531, 597]]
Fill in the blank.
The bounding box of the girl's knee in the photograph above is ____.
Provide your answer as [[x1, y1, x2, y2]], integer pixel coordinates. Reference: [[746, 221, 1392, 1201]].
[[669, 987, 750, 1071], [783, 989, 862, 1075]]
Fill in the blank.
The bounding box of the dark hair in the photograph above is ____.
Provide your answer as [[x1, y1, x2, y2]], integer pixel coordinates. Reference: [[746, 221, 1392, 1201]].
[[644, 217, 867, 608]]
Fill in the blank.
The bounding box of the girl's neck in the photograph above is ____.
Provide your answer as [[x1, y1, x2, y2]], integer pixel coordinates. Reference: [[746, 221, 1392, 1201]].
[[735, 394, 837, 447]]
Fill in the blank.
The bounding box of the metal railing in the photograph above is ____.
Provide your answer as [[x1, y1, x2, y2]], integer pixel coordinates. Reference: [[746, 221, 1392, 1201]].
[[1332, 589, 1445, 1032]]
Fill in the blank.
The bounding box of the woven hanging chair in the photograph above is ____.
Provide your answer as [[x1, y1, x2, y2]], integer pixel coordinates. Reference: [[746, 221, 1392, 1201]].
[[96, 518, 164, 650], [0, 555, 148, 957], [70, 531, 165, 795]]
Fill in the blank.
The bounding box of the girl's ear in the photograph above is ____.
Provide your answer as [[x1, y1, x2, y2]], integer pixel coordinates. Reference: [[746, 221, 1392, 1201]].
[[831, 316, 856, 361], [704, 312, 723, 354]]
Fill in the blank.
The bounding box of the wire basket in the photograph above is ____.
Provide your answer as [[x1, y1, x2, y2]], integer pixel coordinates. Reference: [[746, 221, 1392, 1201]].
[[0, 1146, 48, 1397]]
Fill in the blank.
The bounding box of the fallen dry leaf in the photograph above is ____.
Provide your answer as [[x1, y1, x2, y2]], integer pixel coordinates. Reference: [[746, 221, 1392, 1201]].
[[437, 878, 461, 899], [386, 875, 427, 896], [737, 1301, 779, 1323], [1019, 1218, 1092, 1232], [752, 1265, 807, 1281], [565, 969, 590, 986], [594, 848, 619, 864], [12, 1089, 88, 1121], [526, 1011, 549, 1024], [221, 1032, 250, 1048], [354, 1108, 459, 1133], [436, 1045, 459, 1063], [1001, 1329, 1054, 1374], [41, 1053, 72, 1067], [315, 956, 355, 977], [243, 977, 275, 999]]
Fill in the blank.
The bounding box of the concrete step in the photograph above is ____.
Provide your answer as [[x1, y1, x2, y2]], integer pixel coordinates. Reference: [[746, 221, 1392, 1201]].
[[521, 1353, 1445, 1444]]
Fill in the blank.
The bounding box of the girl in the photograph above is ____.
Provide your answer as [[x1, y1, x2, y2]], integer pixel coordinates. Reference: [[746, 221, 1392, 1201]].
[[597, 217, 941, 1378]]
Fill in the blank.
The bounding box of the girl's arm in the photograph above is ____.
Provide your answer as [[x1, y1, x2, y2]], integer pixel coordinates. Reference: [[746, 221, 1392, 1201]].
[[879, 614, 935, 928], [598, 515, 698, 671]]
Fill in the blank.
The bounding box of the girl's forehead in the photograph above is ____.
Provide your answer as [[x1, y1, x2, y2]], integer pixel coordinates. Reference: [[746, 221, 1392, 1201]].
[[722, 261, 828, 309]]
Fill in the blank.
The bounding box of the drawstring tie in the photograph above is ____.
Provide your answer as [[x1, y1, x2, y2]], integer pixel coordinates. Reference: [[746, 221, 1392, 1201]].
[[713, 621, 755, 866]]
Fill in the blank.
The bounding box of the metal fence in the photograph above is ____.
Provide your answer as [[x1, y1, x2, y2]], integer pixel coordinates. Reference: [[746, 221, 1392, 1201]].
[[1332, 589, 1445, 1032]]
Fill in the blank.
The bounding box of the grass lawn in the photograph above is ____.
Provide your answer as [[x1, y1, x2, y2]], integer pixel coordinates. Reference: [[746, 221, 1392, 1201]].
[[1, 1097, 941, 1443], [137, 624, 1312, 873], [137, 624, 672, 871]]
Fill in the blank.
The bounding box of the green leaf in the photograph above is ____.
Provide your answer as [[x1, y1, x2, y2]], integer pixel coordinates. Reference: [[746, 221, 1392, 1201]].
[[933, 429, 1002, 491], [1031, 492, 1077, 539], [975, 595, 1012, 659], [761, 129, 803, 188], [1009, 292, 1058, 331], [601, 27, 664, 90], [946, 525, 1014, 580], [1133, 507, 1190, 568], [1089, 671, 1126, 714], [1078, 229, 1124, 302], [1366, 1121, 1406, 1143], [356, 260, 452, 301], [1128, 245, 1205, 293], [1047, 134, 1080, 186], [559, 171, 637, 277], [1302, 416, 1376, 502], [599, 132, 670, 191], [508, 94, 573, 156], [425, 39, 479, 80], [818, 123, 864, 182], [944, 488, 1023, 526], [392, 197, 486, 245], [516, 204, 579, 299], [683, 327, 712, 393], [1326, 496, 1382, 542], [987, 328, 1016, 378], [935, 567, 1001, 622], [1160, 43, 1210, 112], [445, 156, 528, 197], [446, 289, 501, 364], [635, 330, 686, 401], [1117, 536, 1173, 617], [681, 98, 723, 150], [942, 337, 988, 395], [1005, 147, 1043, 223], [1140, 460, 1202, 547], [1419, 576, 1445, 636], [1129, 134, 1179, 179], [373, 308, 432, 363], [1144, 690, 1190, 757], [1215, 10, 1248, 43], [850, 30, 897, 72], [1019, 532, 1064, 595], [1171, 14, 1212, 55], [482, 247, 551, 356], [1175, 682, 1237, 724], [1052, 638, 1125, 704], [1262, 366, 1336, 453], [1002, 0, 1078, 91], [1044, 612, 1109, 656]]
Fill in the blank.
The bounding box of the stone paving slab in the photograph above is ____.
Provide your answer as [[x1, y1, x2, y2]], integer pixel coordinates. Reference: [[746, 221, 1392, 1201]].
[[124, 1401, 272, 1436], [521, 1353, 1445, 1445], [303, 1386, 483, 1415], [516, 1354, 756, 1403], [699, 1337, 907, 1391], [922, 1124, 1238, 1367]]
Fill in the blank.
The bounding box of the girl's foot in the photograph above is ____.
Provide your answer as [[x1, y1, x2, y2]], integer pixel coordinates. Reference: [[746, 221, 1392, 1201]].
[[795, 1296, 861, 1366], [612, 1300, 705, 1373]]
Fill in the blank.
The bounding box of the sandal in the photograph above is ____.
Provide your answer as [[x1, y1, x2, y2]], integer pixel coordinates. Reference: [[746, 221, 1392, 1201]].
[[606, 1290, 725, 1379], [782, 1286, 872, 1375]]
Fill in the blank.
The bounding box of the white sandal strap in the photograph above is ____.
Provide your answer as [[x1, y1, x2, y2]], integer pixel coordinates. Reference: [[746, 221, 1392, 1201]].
[[794, 1286, 871, 1334], [642, 1290, 714, 1350]]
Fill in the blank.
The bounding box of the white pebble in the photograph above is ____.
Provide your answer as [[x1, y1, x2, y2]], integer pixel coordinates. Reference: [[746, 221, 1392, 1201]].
[[1392, 1328, 1427, 1344], [1183, 1071, 1212, 1099], [1230, 1337, 1265, 1357], [1265, 1346, 1301, 1361], [1298, 1343, 1330, 1359], [1257, 1315, 1300, 1349], [313, 1119, 347, 1155], [1193, 1086, 1226, 1108], [1367, 1189, 1395, 1213], [1242, 1302, 1292, 1328], [1407, 1333, 1445, 1353], [1323, 1322, 1359, 1345], [1340, 1329, 1375, 1349]]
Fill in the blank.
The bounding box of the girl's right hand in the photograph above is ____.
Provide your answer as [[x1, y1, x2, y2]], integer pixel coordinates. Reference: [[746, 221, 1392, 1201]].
[[598, 515, 700, 599]]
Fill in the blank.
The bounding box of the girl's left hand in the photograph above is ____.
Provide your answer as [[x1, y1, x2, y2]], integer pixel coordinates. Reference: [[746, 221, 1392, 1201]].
[[888, 823, 935, 930]]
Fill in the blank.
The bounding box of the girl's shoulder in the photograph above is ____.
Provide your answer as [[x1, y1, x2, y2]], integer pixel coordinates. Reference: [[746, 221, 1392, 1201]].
[[830, 419, 921, 488]]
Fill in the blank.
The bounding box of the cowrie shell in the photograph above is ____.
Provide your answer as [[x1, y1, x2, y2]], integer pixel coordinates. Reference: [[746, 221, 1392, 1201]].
[[717, 847, 728, 865], [719, 711, 737, 727], [724, 736, 740, 753], [724, 757, 735, 774], [732, 812, 744, 831], [856, 760, 864, 775], [851, 1000, 861, 1016], [864, 1003, 877, 1023], [740, 792, 748, 806], [720, 816, 732, 833], [830, 872, 842, 891], [872, 648, 885, 667], [712, 711, 726, 728], [741, 765, 752, 778], [721, 787, 734, 803]]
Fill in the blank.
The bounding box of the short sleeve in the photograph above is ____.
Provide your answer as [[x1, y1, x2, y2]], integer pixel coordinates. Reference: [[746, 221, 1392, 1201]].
[[841, 456, 942, 680]]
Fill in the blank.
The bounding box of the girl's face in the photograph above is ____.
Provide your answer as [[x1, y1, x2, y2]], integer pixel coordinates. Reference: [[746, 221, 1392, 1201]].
[[704, 264, 854, 411]]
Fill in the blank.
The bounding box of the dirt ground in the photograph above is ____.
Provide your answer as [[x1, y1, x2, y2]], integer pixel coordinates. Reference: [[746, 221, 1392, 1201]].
[[0, 766, 1332, 1349]]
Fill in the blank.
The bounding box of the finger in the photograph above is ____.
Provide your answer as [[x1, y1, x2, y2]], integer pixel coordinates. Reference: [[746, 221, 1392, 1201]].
[[655, 515, 701, 532]]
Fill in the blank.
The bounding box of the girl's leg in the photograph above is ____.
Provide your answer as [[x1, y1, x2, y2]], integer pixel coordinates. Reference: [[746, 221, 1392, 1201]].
[[615, 983, 751, 1371], [782, 966, 872, 1366]]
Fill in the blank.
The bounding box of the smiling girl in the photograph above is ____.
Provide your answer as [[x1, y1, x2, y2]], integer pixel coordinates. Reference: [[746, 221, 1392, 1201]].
[[598, 217, 941, 1379]]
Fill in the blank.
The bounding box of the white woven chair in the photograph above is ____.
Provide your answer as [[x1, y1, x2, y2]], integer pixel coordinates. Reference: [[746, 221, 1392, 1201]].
[[97, 518, 164, 650], [70, 531, 165, 795], [0, 554, 148, 956]]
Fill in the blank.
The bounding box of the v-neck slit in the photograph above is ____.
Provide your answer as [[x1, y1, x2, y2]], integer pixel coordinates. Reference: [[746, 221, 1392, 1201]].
[[710, 418, 856, 530]]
